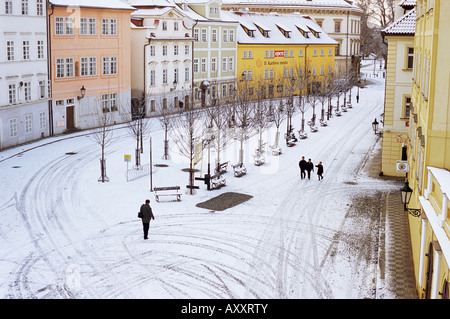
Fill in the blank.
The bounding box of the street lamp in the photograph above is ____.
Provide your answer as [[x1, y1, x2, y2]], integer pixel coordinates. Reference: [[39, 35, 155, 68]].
[[372, 118, 382, 137], [400, 181, 421, 217], [77, 85, 86, 100]]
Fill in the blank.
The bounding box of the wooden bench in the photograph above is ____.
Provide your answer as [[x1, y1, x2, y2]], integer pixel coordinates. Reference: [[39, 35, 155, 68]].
[[153, 186, 182, 202], [210, 173, 226, 189], [232, 163, 247, 177], [214, 161, 229, 175]]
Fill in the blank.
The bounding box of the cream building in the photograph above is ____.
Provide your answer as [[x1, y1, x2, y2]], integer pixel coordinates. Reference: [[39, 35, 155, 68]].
[[221, 0, 363, 76], [380, 0, 416, 176]]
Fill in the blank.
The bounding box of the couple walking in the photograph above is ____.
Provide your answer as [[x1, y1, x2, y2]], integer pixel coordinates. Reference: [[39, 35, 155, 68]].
[[298, 156, 324, 180]]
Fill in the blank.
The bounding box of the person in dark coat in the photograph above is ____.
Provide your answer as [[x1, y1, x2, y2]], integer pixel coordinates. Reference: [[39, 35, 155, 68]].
[[306, 158, 314, 180], [315, 162, 324, 180], [299, 156, 307, 179], [179, 101, 184, 114], [140, 199, 155, 239]]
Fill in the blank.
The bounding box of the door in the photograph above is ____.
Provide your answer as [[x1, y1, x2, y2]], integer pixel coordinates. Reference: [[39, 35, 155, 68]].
[[424, 242, 434, 299], [66, 106, 75, 130]]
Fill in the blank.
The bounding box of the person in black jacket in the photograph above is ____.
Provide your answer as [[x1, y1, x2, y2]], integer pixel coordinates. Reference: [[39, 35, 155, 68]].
[[299, 156, 307, 179], [140, 199, 155, 239], [315, 162, 324, 180], [306, 158, 314, 180]]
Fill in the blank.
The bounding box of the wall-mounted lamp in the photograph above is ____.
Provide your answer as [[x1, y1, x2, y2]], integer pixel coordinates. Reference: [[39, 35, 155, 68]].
[[400, 181, 421, 217], [77, 85, 86, 100]]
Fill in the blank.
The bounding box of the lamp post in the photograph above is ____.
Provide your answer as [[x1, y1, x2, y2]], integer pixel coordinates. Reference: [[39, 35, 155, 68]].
[[77, 85, 86, 100], [372, 118, 382, 137], [400, 181, 421, 217]]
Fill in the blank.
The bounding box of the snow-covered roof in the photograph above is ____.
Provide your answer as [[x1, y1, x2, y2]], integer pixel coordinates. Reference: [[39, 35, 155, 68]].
[[399, 0, 416, 8], [221, 10, 336, 45], [222, 0, 362, 11], [127, 0, 176, 7], [382, 8, 415, 35], [50, 0, 135, 10]]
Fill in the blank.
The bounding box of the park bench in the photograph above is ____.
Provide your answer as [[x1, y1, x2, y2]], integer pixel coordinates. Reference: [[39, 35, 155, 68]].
[[214, 161, 229, 175], [232, 163, 247, 177], [153, 186, 182, 202], [210, 173, 226, 189]]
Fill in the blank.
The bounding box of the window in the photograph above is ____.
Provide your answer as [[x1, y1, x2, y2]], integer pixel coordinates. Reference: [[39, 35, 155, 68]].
[[102, 57, 109, 75], [66, 17, 74, 35], [5, 0, 12, 14], [39, 112, 46, 130], [37, 40, 44, 59], [66, 58, 74, 77], [194, 29, 199, 42], [193, 59, 199, 73], [201, 58, 207, 73], [55, 17, 64, 35], [184, 67, 190, 82], [184, 45, 189, 55], [212, 29, 217, 42], [150, 45, 155, 56], [228, 57, 234, 71], [110, 57, 117, 74], [174, 22, 179, 31], [329, 48, 332, 56], [102, 19, 109, 35], [25, 114, 32, 133], [110, 19, 117, 35], [211, 57, 217, 72], [37, 0, 43, 16], [150, 70, 155, 85], [223, 29, 228, 42], [23, 81, 31, 101], [22, 41, 30, 60], [162, 69, 168, 84], [89, 57, 97, 75], [222, 84, 227, 97], [313, 66, 317, 76], [162, 21, 167, 31], [201, 29, 207, 42], [334, 21, 341, 33], [89, 18, 96, 35], [162, 45, 167, 56], [9, 118, 18, 138], [8, 84, 16, 104], [110, 93, 117, 111], [80, 18, 88, 35], [56, 58, 64, 78], [299, 49, 303, 57], [150, 100, 156, 112], [407, 47, 414, 69], [80, 57, 89, 76], [404, 97, 411, 118], [321, 49, 324, 57], [21, 0, 28, 15], [39, 80, 46, 99], [174, 45, 179, 56], [314, 49, 317, 57], [320, 66, 324, 75], [222, 57, 227, 72], [229, 29, 235, 43], [174, 68, 179, 83]]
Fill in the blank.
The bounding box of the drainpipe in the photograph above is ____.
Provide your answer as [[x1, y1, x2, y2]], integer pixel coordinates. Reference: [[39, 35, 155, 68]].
[[191, 20, 198, 109], [47, 1, 54, 136]]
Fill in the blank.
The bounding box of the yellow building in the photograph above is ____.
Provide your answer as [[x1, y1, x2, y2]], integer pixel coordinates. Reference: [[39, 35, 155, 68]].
[[405, 0, 450, 298], [381, 0, 416, 176], [49, 0, 134, 134], [221, 11, 337, 97]]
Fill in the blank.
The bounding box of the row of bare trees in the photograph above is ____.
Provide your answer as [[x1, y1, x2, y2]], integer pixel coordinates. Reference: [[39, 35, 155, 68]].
[[91, 69, 360, 194]]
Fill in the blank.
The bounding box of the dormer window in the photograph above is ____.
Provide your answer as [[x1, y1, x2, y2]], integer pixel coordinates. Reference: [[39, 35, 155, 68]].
[[297, 26, 309, 38], [276, 25, 291, 38], [307, 27, 320, 38], [241, 24, 255, 38], [254, 24, 270, 38]]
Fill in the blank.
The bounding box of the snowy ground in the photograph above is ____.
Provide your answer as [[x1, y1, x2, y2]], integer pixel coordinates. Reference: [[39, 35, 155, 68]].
[[0, 61, 398, 299]]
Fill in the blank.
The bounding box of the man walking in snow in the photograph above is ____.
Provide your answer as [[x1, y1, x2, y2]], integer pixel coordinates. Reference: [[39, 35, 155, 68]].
[[306, 158, 314, 180], [299, 156, 307, 179], [139, 199, 155, 240], [315, 162, 324, 180]]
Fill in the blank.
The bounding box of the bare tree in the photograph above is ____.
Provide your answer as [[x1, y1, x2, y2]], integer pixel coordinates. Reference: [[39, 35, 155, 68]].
[[90, 98, 114, 182], [155, 94, 173, 160]]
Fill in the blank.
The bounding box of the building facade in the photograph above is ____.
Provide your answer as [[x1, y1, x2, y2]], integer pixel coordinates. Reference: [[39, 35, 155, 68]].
[[130, 0, 195, 114], [221, 0, 362, 76], [177, 0, 239, 108], [405, 0, 450, 299], [223, 10, 336, 98], [0, 0, 49, 150], [48, 0, 134, 134], [381, 0, 416, 176]]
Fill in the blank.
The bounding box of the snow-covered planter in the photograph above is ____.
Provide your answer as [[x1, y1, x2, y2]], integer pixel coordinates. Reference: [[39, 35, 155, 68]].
[[310, 125, 318, 132], [320, 119, 328, 127], [270, 145, 282, 156], [298, 130, 308, 139]]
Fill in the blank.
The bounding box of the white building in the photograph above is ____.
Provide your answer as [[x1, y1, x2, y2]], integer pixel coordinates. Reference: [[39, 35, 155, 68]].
[[0, 0, 49, 150], [129, 0, 196, 114]]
